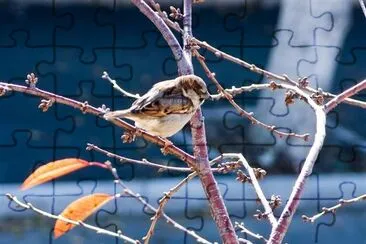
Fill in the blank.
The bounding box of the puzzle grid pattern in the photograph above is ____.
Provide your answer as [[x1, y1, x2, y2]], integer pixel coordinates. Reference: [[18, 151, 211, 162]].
[[0, 0, 365, 243]]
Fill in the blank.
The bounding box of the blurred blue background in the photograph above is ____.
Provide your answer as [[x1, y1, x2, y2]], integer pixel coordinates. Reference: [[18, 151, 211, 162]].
[[0, 0, 365, 243]]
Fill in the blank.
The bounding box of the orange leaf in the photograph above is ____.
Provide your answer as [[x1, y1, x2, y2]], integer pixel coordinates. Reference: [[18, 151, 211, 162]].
[[54, 193, 114, 238], [21, 158, 89, 190]]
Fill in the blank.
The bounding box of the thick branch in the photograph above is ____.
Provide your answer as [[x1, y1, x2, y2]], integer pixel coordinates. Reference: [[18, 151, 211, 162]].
[[324, 79, 366, 113], [131, 0, 192, 75], [268, 85, 326, 243], [182, 1, 239, 243]]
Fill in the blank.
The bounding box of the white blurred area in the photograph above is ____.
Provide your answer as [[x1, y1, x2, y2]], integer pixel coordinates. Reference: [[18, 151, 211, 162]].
[[249, 0, 359, 168]]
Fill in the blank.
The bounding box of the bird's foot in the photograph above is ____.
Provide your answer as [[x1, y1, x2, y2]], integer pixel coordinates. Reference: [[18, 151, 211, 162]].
[[160, 139, 173, 155], [103, 112, 113, 121], [121, 130, 136, 143], [121, 128, 144, 143], [99, 104, 111, 119]]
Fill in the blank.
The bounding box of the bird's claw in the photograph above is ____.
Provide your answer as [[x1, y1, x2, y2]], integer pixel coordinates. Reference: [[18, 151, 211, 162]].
[[121, 131, 136, 143], [121, 128, 144, 143], [160, 139, 173, 155]]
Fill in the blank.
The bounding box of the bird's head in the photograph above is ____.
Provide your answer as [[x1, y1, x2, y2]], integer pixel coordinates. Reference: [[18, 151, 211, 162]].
[[179, 74, 211, 101]]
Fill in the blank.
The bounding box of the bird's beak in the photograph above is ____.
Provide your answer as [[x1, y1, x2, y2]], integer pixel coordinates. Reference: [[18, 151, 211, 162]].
[[202, 91, 211, 100]]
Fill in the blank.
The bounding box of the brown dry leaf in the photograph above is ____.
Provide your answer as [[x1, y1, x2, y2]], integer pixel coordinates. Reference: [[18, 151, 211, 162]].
[[21, 158, 89, 190], [54, 193, 114, 238]]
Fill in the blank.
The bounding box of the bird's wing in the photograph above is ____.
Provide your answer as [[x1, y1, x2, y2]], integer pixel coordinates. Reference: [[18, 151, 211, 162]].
[[129, 80, 193, 117]]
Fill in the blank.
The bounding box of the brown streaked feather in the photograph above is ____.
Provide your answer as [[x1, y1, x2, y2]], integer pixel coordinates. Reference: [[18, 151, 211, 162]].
[[139, 96, 193, 117], [128, 78, 194, 117], [129, 79, 177, 111]]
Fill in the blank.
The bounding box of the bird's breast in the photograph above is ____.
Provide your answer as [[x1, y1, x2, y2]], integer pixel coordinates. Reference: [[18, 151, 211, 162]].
[[134, 113, 194, 137]]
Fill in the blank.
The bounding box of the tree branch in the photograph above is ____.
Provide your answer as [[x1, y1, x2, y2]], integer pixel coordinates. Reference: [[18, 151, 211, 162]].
[[143, 163, 212, 243], [324, 79, 366, 113], [193, 50, 310, 141], [0, 81, 196, 168], [87, 143, 194, 173], [189, 38, 366, 110], [235, 154, 277, 226], [359, 0, 366, 19], [235, 222, 268, 243], [268, 85, 326, 243], [103, 161, 212, 243], [131, 0, 192, 75], [102, 71, 140, 99], [181, 0, 239, 243], [6, 194, 138, 244], [132, 0, 239, 242], [145, 0, 184, 34], [302, 194, 366, 223]]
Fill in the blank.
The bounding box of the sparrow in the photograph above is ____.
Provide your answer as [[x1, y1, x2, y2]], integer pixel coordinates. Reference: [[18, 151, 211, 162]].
[[103, 75, 210, 137]]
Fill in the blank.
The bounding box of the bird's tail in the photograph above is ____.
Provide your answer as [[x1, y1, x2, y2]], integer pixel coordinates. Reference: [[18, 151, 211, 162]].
[[103, 109, 131, 120]]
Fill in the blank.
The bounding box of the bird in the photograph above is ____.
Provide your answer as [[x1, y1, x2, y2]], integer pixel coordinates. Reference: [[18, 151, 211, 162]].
[[103, 74, 210, 138]]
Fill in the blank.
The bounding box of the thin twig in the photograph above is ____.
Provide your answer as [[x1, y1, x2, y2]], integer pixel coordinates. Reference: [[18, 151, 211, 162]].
[[103, 161, 212, 244], [88, 143, 240, 175], [193, 50, 310, 141], [142, 156, 230, 243], [189, 38, 366, 110], [235, 222, 268, 243], [87, 143, 194, 173], [0, 81, 197, 168], [324, 79, 366, 113], [143, 169, 200, 243], [230, 153, 277, 227], [102, 71, 140, 99], [359, 0, 366, 18], [302, 194, 366, 223], [6, 194, 138, 243], [210, 84, 270, 100], [145, 0, 184, 34], [221, 153, 276, 226]]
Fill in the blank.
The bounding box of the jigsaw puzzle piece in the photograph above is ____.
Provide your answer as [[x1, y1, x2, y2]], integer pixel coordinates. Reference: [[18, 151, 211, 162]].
[[0, 131, 54, 183], [274, 0, 333, 47], [222, 92, 314, 170], [52, 80, 114, 151], [36, 47, 132, 97], [0, 31, 54, 82], [53, 0, 118, 63], [314, 179, 366, 243], [0, 87, 74, 148], [222, 0, 279, 48], [94, 1, 150, 50], [0, 2, 70, 47]]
